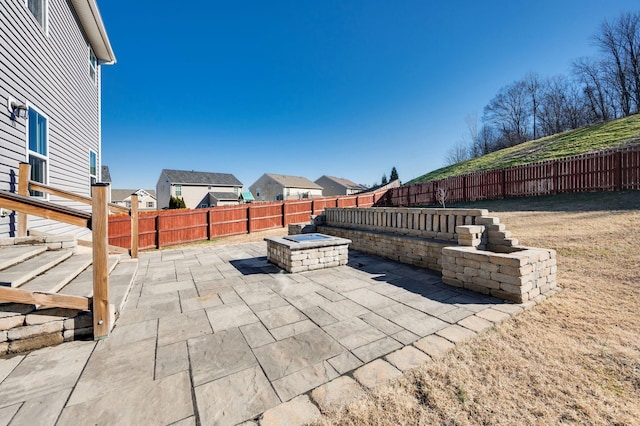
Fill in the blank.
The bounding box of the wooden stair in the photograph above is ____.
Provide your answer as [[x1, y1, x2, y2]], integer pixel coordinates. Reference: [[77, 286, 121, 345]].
[[0, 239, 138, 355]]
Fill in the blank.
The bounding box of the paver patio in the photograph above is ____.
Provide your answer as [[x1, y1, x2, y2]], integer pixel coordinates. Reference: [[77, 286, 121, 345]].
[[0, 241, 538, 425]]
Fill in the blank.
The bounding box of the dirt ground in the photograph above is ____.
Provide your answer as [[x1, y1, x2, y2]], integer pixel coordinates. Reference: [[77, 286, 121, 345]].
[[313, 192, 640, 425]]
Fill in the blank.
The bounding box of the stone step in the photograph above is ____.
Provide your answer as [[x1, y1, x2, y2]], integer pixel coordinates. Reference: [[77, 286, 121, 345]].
[[57, 256, 120, 297], [19, 254, 93, 294], [0, 245, 48, 270], [0, 250, 73, 288]]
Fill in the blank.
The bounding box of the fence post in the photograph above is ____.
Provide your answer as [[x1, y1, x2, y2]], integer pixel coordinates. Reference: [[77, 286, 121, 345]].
[[156, 214, 162, 249], [91, 183, 110, 340], [501, 169, 507, 199], [130, 193, 138, 259], [615, 150, 623, 191], [17, 163, 30, 237], [207, 209, 212, 240], [247, 205, 253, 233], [282, 202, 288, 227]]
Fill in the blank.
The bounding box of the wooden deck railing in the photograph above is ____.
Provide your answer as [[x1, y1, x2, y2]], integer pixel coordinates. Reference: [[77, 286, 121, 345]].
[[0, 162, 139, 339]]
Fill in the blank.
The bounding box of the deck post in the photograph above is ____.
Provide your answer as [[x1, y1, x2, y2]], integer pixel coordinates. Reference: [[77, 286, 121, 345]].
[[130, 193, 139, 259], [92, 183, 110, 339], [17, 163, 30, 237]]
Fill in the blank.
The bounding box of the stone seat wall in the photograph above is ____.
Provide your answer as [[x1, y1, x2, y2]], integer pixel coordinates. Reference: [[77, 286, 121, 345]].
[[316, 207, 558, 303]]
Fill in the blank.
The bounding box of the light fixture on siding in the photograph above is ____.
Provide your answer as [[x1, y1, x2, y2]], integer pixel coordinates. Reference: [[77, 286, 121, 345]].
[[7, 97, 27, 120]]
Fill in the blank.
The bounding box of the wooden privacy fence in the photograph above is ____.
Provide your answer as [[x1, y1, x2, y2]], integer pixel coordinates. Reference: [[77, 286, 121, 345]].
[[381, 146, 640, 207], [108, 192, 382, 251]]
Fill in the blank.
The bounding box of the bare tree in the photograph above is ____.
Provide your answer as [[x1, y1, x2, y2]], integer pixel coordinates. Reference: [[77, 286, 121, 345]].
[[444, 140, 471, 165], [436, 187, 448, 208], [573, 57, 615, 122], [593, 13, 640, 115], [525, 73, 542, 139], [483, 80, 531, 146]]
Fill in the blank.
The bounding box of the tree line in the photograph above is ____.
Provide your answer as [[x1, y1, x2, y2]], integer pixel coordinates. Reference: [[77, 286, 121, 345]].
[[446, 11, 640, 164]]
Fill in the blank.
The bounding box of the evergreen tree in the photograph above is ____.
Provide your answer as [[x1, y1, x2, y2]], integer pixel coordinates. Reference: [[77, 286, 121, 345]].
[[390, 167, 399, 181], [381, 174, 388, 185], [169, 196, 186, 209]]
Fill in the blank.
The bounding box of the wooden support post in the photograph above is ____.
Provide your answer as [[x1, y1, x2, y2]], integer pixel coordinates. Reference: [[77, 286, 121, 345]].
[[130, 193, 139, 259], [17, 163, 30, 237], [282, 202, 288, 227], [207, 209, 212, 240], [247, 205, 253, 233], [92, 183, 110, 340]]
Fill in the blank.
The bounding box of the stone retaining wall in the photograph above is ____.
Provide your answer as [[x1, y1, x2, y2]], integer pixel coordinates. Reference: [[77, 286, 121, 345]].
[[317, 226, 448, 272], [316, 207, 558, 303], [0, 307, 93, 355], [441, 244, 557, 303], [323, 207, 490, 242], [0, 235, 90, 355]]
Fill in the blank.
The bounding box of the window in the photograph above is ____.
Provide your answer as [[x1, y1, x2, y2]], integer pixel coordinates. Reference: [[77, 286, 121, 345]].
[[200, 204, 207, 208], [147, 202, 154, 208], [89, 150, 97, 185], [27, 107, 48, 197], [89, 48, 97, 82], [234, 187, 239, 195], [175, 184, 182, 196], [27, 0, 47, 30], [125, 201, 131, 208]]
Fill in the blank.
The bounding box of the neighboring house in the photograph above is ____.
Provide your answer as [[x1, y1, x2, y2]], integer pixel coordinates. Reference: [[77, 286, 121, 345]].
[[156, 169, 243, 209], [315, 175, 368, 196], [111, 189, 157, 212], [101, 165, 112, 202], [249, 174, 323, 202], [198, 192, 240, 208], [0, 0, 115, 237]]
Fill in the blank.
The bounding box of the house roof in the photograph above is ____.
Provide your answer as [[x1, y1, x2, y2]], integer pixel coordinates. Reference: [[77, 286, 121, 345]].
[[111, 189, 156, 202], [208, 192, 239, 202], [101, 165, 111, 183], [317, 175, 367, 191], [264, 173, 323, 190], [162, 169, 243, 187], [69, 0, 116, 64]]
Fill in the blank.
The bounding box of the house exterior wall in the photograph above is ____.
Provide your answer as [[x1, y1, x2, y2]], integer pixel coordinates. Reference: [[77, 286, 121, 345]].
[[1, 0, 103, 237], [315, 176, 348, 196], [249, 174, 281, 202], [283, 187, 323, 200], [113, 194, 157, 211], [156, 171, 241, 209], [249, 175, 322, 201], [176, 185, 239, 209]]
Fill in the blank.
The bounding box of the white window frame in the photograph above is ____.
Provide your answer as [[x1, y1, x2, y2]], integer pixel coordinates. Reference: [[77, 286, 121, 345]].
[[89, 150, 97, 183], [25, 0, 48, 33], [89, 47, 98, 83], [174, 184, 182, 197], [26, 105, 49, 200], [147, 201, 154, 208]]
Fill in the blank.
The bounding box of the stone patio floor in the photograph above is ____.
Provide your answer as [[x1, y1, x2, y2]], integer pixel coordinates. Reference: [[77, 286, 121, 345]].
[[0, 241, 545, 425]]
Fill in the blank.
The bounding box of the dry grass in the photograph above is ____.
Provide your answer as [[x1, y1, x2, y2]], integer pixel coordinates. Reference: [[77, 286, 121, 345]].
[[316, 194, 640, 425]]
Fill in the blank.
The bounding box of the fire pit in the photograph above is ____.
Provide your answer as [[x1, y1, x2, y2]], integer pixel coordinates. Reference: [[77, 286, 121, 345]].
[[265, 233, 351, 273]]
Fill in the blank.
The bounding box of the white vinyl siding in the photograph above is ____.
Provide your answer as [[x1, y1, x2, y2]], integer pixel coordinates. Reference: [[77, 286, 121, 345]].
[[1, 0, 102, 236]]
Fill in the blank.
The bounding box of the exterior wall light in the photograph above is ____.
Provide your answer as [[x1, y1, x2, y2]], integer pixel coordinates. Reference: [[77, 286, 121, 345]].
[[7, 97, 27, 120]]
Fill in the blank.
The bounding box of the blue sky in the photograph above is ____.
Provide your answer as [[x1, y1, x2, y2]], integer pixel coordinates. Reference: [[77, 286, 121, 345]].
[[99, 0, 638, 190]]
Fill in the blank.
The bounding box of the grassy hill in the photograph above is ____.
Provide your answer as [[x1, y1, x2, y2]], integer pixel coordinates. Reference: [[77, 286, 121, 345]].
[[407, 114, 640, 185]]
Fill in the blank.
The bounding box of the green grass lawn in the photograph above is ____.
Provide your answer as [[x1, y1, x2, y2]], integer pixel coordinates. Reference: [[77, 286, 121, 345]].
[[407, 114, 640, 185], [439, 190, 640, 212]]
